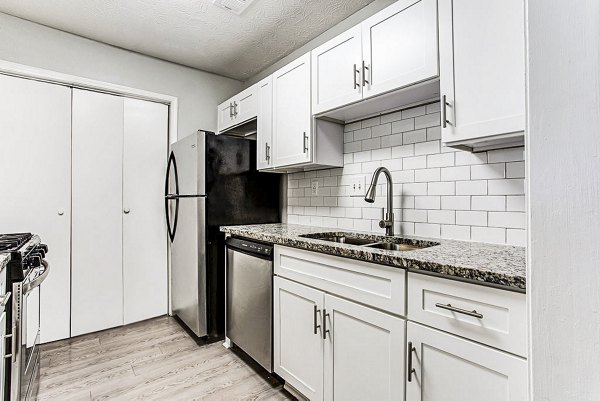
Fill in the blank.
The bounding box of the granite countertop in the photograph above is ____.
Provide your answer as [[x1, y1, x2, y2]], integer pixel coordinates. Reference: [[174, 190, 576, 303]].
[[220, 223, 526, 292]]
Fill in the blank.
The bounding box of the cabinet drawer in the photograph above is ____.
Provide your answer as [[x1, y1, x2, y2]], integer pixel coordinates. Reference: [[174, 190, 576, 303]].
[[408, 273, 527, 357], [274, 246, 406, 316]]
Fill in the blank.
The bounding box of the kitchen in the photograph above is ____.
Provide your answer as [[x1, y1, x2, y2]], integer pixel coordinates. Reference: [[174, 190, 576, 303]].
[[0, 0, 597, 400]]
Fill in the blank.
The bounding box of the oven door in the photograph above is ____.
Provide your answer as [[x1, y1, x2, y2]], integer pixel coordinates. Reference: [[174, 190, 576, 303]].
[[20, 285, 39, 401]]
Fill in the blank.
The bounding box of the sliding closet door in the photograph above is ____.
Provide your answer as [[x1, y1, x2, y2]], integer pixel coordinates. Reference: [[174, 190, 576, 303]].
[[123, 98, 168, 324], [0, 75, 72, 343], [71, 89, 124, 336]]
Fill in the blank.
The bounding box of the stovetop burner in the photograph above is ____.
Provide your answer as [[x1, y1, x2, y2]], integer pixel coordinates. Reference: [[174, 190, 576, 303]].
[[0, 233, 33, 252]]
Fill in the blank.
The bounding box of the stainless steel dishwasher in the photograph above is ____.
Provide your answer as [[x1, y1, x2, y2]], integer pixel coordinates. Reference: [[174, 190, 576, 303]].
[[226, 237, 273, 372]]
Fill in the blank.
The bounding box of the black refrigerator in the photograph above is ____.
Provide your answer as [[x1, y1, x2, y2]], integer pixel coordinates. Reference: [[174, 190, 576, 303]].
[[165, 130, 280, 341]]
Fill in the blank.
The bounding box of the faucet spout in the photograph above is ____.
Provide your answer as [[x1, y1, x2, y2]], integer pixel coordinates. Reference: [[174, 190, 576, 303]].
[[364, 167, 394, 236]]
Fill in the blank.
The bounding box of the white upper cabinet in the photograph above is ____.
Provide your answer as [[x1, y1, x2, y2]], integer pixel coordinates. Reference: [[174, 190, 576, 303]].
[[312, 25, 363, 114], [272, 52, 313, 167], [406, 322, 528, 401], [439, 0, 525, 148], [256, 76, 273, 170], [362, 0, 439, 99], [217, 83, 258, 134]]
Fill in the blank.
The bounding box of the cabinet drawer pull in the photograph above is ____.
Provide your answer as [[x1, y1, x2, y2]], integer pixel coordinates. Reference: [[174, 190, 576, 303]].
[[353, 63, 360, 89], [233, 101, 238, 117], [265, 143, 270, 162], [362, 61, 370, 86], [407, 341, 416, 382], [313, 305, 321, 335], [442, 95, 451, 128], [435, 302, 484, 319], [303, 132, 308, 153], [322, 308, 330, 339]]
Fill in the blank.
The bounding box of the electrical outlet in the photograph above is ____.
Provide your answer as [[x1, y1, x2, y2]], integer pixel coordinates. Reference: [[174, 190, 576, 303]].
[[350, 176, 366, 197], [311, 180, 319, 196]]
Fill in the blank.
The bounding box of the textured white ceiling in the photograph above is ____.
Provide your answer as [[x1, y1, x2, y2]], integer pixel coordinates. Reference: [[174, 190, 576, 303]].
[[0, 0, 374, 80]]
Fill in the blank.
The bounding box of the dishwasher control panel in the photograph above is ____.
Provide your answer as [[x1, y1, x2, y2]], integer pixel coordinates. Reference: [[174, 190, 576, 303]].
[[226, 237, 273, 257]]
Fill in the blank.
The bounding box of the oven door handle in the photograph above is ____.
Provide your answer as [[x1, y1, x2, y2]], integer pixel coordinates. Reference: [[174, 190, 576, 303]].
[[23, 260, 50, 294]]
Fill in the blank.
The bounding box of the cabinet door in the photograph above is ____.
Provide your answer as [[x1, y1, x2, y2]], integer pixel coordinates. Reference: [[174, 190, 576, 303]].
[[312, 25, 363, 114], [122, 98, 168, 325], [324, 295, 405, 401], [234, 84, 258, 124], [362, 0, 438, 99], [272, 53, 312, 167], [217, 99, 235, 133], [0, 75, 72, 343], [256, 76, 273, 170], [439, 0, 525, 144], [71, 89, 124, 337], [274, 277, 324, 401], [406, 322, 528, 401]]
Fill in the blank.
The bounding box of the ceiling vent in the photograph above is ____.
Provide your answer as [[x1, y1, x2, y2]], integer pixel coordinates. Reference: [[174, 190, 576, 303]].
[[212, 0, 255, 15]]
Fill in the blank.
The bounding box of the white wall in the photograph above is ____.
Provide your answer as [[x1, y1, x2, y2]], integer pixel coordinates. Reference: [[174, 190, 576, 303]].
[[244, 0, 395, 87], [527, 0, 600, 399], [288, 102, 526, 245], [0, 13, 243, 138]]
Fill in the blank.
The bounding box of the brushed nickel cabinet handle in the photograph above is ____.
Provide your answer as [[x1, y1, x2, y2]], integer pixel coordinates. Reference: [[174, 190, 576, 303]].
[[362, 61, 370, 86], [313, 305, 321, 335], [353, 63, 360, 89], [435, 302, 484, 319], [407, 341, 416, 382], [265, 143, 270, 162], [303, 132, 309, 153], [229, 103, 233, 118], [322, 308, 330, 340], [442, 95, 451, 128], [233, 101, 238, 117]]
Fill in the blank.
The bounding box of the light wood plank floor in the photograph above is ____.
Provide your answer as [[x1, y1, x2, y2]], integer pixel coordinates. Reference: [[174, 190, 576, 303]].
[[37, 316, 295, 401]]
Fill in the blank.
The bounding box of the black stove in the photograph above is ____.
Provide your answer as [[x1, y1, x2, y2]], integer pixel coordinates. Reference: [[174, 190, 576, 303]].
[[0, 233, 49, 401]]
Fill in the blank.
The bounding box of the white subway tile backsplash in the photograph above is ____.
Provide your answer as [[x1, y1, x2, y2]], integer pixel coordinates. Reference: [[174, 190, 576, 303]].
[[488, 212, 526, 229], [286, 102, 526, 245], [471, 196, 506, 211], [415, 223, 441, 238], [440, 166, 470, 181], [415, 196, 441, 209], [471, 227, 506, 244], [403, 129, 427, 144], [428, 182, 455, 195], [488, 147, 525, 163], [488, 179, 525, 195], [470, 163, 505, 179], [391, 118, 415, 134], [403, 156, 427, 170], [456, 211, 487, 226], [415, 168, 441, 182], [427, 153, 455, 168], [414, 140, 440, 156], [402, 105, 426, 119], [456, 180, 487, 195]]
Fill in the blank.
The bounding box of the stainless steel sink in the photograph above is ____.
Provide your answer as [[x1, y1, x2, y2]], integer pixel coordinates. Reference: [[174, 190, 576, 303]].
[[365, 242, 424, 251], [299, 232, 439, 252]]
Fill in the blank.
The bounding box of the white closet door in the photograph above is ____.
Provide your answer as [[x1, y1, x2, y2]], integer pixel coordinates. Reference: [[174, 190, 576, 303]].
[[71, 89, 124, 337], [123, 98, 168, 324], [0, 75, 71, 343]]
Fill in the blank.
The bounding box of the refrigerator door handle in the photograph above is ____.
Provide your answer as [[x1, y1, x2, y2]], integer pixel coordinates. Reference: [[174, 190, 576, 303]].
[[165, 151, 180, 242]]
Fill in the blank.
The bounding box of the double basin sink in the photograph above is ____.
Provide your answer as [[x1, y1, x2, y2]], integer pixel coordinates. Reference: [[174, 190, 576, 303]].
[[299, 232, 439, 252]]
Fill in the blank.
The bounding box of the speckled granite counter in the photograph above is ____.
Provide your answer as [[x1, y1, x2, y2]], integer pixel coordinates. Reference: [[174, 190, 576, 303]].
[[0, 254, 9, 272], [220, 223, 526, 292]]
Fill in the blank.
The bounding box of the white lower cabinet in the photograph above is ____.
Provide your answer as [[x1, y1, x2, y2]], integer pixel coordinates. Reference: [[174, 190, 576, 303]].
[[274, 277, 324, 401], [324, 294, 405, 401], [274, 276, 405, 401], [406, 322, 528, 401]]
